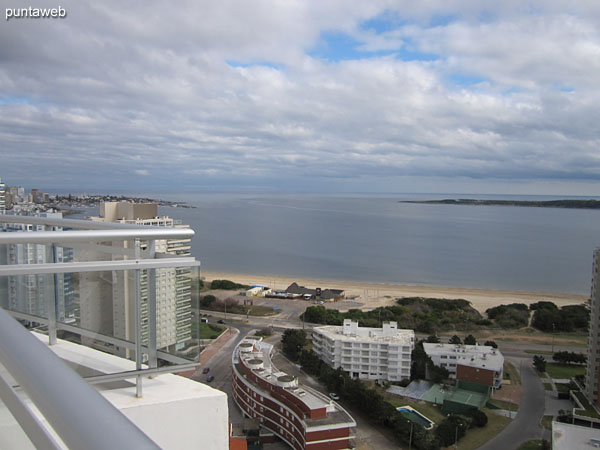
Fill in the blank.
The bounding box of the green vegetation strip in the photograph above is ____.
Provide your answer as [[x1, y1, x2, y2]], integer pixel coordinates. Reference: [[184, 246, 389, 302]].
[[192, 322, 226, 339], [504, 362, 522, 385], [543, 383, 553, 391], [546, 363, 586, 379], [573, 391, 600, 419], [524, 350, 554, 355], [517, 440, 547, 450], [541, 415, 553, 430], [488, 399, 519, 411]]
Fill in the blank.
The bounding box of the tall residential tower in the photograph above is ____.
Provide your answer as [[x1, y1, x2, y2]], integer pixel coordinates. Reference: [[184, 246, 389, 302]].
[[585, 248, 600, 407], [80, 202, 192, 355]]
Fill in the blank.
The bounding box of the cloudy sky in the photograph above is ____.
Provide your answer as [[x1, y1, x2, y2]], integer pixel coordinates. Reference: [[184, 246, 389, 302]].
[[1, 1, 600, 194]]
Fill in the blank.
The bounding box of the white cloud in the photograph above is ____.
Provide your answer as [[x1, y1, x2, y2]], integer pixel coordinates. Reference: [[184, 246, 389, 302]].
[[1, 1, 600, 193]]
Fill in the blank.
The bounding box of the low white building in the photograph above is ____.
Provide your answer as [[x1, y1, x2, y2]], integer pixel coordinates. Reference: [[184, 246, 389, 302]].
[[312, 320, 415, 381], [423, 343, 504, 388]]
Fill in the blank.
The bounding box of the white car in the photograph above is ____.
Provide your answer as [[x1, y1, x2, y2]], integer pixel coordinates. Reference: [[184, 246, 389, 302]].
[[329, 393, 340, 401]]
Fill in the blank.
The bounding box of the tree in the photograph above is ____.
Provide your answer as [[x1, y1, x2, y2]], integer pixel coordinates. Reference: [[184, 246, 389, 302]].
[[426, 335, 440, 343], [200, 294, 216, 308], [533, 355, 547, 373], [429, 364, 449, 383], [436, 415, 467, 446], [484, 340, 498, 348], [464, 334, 477, 345], [449, 335, 462, 345], [281, 329, 307, 362]]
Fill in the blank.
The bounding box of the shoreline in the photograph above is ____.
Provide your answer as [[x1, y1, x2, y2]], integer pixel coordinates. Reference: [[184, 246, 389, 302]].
[[200, 271, 588, 314]]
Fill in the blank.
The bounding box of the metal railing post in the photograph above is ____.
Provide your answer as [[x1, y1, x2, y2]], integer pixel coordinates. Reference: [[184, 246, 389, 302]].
[[147, 240, 158, 370], [48, 244, 58, 345], [134, 238, 143, 398]]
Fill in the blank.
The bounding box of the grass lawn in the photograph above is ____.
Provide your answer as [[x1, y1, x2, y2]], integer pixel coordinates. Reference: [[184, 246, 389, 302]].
[[384, 395, 445, 423], [541, 415, 553, 430], [524, 349, 554, 355], [517, 440, 547, 450], [504, 362, 522, 385], [546, 363, 586, 379], [488, 399, 519, 411], [192, 322, 227, 339], [543, 383, 553, 391], [555, 383, 571, 393], [449, 409, 512, 450]]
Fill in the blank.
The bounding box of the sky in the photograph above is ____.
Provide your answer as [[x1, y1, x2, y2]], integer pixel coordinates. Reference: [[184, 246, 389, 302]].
[[1, 1, 600, 195]]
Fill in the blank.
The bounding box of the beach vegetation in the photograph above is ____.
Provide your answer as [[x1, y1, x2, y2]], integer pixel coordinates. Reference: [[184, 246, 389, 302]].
[[209, 279, 248, 290], [485, 303, 530, 328], [302, 297, 482, 333], [531, 302, 589, 332]]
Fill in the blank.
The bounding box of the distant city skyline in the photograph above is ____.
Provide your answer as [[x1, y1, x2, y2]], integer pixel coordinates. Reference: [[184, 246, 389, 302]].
[[2, 1, 600, 195]]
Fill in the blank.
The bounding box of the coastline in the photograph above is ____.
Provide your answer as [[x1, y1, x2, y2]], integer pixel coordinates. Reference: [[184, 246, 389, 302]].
[[200, 271, 588, 314]]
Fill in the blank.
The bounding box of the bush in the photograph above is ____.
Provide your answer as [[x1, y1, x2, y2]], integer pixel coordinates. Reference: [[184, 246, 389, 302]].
[[466, 409, 488, 427], [200, 294, 217, 308], [533, 355, 547, 373], [210, 279, 245, 290], [484, 340, 498, 348]]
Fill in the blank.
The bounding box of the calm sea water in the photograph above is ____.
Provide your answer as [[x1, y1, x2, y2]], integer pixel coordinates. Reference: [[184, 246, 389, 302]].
[[146, 193, 600, 296]]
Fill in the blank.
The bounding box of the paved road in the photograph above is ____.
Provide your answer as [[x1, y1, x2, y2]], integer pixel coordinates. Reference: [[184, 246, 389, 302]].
[[478, 356, 549, 450]]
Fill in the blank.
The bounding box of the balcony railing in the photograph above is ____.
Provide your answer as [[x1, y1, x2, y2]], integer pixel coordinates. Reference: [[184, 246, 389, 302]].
[[0, 214, 202, 448]]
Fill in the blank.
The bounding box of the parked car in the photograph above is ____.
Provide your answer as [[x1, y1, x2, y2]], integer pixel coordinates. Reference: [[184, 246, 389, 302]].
[[217, 319, 225, 324], [206, 375, 215, 382], [329, 393, 340, 401], [202, 367, 210, 374]]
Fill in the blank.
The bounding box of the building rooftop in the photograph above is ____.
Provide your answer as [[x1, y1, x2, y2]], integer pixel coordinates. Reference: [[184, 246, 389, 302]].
[[423, 343, 504, 372], [233, 338, 355, 427], [552, 420, 600, 449], [313, 320, 415, 345]]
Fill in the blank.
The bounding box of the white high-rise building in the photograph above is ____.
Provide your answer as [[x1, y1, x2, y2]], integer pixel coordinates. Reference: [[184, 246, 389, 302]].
[[585, 248, 600, 408], [0, 212, 75, 321], [312, 320, 415, 381], [0, 177, 6, 214], [80, 202, 192, 355]]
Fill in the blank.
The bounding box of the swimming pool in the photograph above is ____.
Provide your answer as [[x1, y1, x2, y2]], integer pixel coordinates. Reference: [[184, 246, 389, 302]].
[[396, 406, 435, 430]]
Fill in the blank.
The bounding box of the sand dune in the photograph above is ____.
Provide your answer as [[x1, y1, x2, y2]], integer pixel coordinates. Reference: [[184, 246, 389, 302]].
[[200, 271, 587, 313]]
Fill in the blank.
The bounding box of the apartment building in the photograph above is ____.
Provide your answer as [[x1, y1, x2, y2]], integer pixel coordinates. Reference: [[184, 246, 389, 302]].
[[0, 177, 5, 214], [585, 248, 600, 407], [312, 320, 415, 381], [0, 212, 75, 321], [423, 343, 504, 388], [81, 202, 192, 354], [232, 337, 356, 450]]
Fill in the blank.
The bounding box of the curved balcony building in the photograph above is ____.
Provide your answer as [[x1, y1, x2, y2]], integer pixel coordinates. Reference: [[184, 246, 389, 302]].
[[231, 337, 356, 450]]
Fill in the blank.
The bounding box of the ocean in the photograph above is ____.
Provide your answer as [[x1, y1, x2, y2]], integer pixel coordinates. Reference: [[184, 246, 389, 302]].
[[148, 193, 600, 296]]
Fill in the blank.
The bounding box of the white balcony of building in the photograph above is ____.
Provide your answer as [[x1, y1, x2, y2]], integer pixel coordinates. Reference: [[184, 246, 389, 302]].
[[0, 215, 228, 449]]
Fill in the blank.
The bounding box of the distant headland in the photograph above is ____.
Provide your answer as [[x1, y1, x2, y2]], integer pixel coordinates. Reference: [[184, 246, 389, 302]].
[[400, 199, 600, 209]]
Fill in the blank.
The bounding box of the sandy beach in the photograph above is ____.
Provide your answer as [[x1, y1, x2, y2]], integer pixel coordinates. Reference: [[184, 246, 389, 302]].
[[200, 271, 587, 314]]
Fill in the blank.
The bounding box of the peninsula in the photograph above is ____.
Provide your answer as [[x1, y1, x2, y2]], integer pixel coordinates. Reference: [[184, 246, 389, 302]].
[[400, 198, 600, 209]]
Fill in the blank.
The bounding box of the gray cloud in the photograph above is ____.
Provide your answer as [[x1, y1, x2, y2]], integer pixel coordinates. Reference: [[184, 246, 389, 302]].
[[1, 1, 600, 194]]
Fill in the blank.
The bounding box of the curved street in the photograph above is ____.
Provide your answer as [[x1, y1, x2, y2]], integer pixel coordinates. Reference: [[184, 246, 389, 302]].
[[478, 355, 549, 450]]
